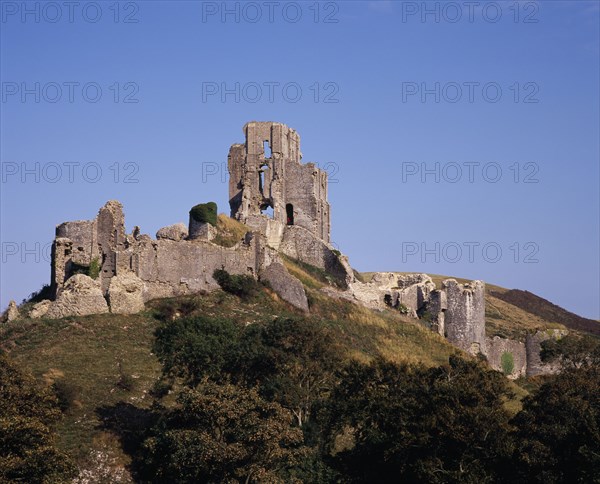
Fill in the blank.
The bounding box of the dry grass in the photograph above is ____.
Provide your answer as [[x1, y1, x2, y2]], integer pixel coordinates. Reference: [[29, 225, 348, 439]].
[[281, 256, 325, 290], [212, 213, 249, 248], [486, 295, 566, 340]]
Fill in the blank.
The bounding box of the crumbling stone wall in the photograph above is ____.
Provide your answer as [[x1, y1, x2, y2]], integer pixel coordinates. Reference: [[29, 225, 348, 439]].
[[127, 234, 261, 301], [486, 336, 527, 379], [426, 289, 446, 336], [52, 201, 126, 296], [49, 200, 306, 312], [228, 121, 330, 243], [526, 329, 568, 377], [348, 273, 435, 315]]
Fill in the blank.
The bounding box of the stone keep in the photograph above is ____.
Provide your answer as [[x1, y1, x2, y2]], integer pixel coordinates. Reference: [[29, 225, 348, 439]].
[[228, 121, 331, 243]]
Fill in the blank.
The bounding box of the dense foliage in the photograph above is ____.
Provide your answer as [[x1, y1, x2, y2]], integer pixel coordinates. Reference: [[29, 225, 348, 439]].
[[142, 381, 305, 483], [0, 353, 77, 483], [541, 334, 600, 369], [323, 355, 514, 483], [148, 313, 600, 483]]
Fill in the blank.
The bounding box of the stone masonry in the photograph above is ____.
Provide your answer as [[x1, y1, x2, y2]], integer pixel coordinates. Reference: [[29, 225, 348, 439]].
[[228, 121, 330, 243]]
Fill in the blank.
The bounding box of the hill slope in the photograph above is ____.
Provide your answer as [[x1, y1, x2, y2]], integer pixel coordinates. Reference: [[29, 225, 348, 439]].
[[490, 289, 600, 336], [1, 264, 594, 480]]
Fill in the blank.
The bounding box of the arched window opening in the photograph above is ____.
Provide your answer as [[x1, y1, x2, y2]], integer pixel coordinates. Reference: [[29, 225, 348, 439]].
[[286, 204, 294, 225]]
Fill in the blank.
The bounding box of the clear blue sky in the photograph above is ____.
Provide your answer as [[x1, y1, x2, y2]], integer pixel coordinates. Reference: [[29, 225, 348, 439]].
[[1, 1, 599, 319]]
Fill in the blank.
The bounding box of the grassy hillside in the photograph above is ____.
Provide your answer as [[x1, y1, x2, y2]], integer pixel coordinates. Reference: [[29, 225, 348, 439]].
[[0, 273, 460, 479], [2, 264, 591, 479], [491, 289, 600, 336]]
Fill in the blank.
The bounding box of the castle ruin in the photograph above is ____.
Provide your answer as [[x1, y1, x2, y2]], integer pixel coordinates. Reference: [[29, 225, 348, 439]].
[[20, 121, 560, 377], [229, 122, 330, 243]]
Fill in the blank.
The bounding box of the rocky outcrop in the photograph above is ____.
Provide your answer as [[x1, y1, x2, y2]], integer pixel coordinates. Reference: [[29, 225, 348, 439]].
[[108, 272, 145, 314], [260, 262, 309, 312], [29, 300, 51, 318], [46, 274, 109, 318], [156, 223, 188, 241], [4, 300, 20, 322]]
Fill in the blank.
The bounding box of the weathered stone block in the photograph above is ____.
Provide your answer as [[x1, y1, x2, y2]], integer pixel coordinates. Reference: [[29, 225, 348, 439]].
[[188, 218, 216, 241], [29, 300, 52, 319], [108, 272, 145, 314], [4, 300, 20, 322], [46, 274, 109, 318], [156, 223, 188, 241], [261, 263, 309, 312]]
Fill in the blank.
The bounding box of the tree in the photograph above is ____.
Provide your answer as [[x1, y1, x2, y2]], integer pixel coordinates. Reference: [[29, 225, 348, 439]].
[[142, 380, 305, 483], [323, 355, 514, 483], [236, 318, 343, 428], [153, 315, 243, 386], [154, 315, 343, 429], [512, 365, 600, 483], [541, 334, 600, 370], [0, 352, 77, 483]]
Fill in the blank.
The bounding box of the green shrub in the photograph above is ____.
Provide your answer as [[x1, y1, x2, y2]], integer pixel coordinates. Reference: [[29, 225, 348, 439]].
[[501, 351, 514, 375], [70, 257, 100, 280], [88, 257, 100, 279], [213, 269, 259, 299], [190, 202, 218, 226], [23, 284, 52, 304], [397, 303, 410, 315]]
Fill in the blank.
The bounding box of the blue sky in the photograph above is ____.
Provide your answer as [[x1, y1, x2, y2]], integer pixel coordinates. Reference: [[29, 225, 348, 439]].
[[1, 0, 599, 319]]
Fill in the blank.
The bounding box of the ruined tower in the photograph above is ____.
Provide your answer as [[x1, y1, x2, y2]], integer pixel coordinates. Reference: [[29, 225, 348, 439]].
[[228, 121, 330, 243], [443, 279, 486, 355]]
